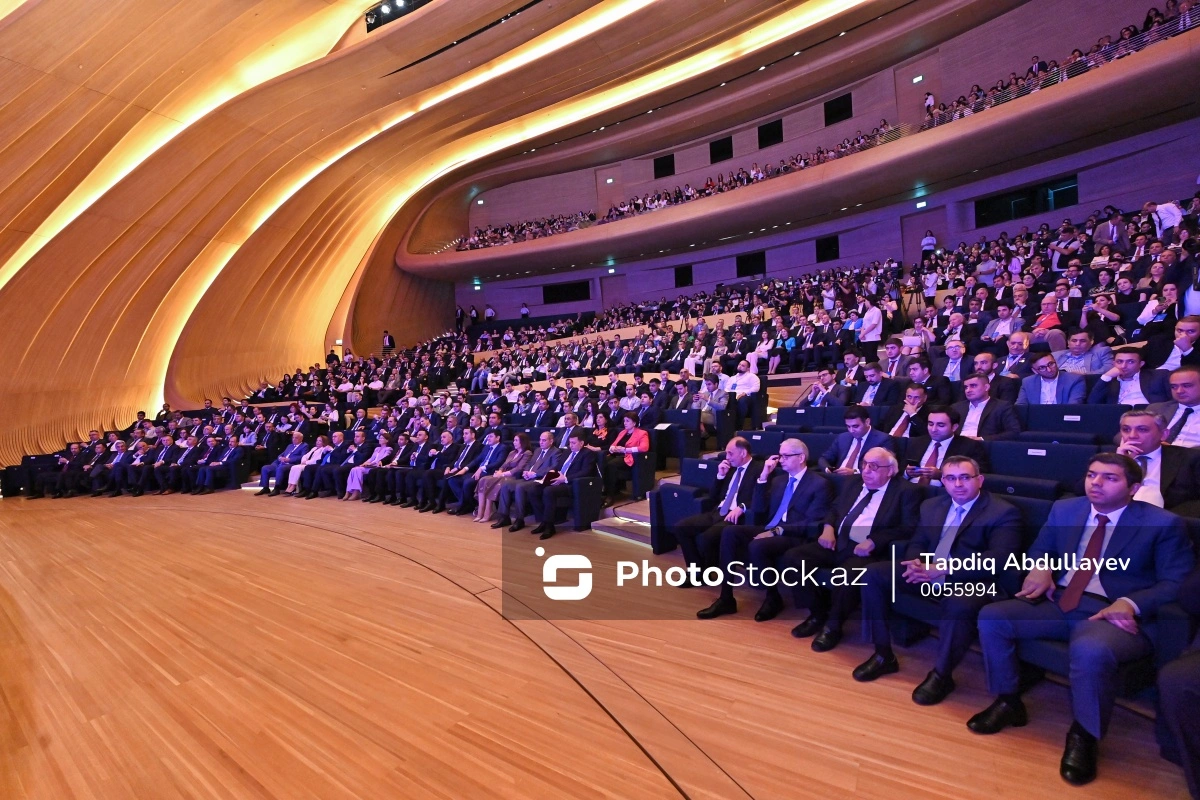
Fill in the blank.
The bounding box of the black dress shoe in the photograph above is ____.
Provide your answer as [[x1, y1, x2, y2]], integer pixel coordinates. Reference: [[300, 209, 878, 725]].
[[508, 520, 525, 532], [811, 627, 843, 652], [790, 614, 826, 639], [912, 670, 956, 706], [966, 698, 1028, 735], [1059, 723, 1098, 786], [304, 492, 318, 499], [367, 497, 383, 503], [539, 526, 556, 540], [430, 505, 445, 514], [269, 489, 280, 497], [754, 594, 783, 622], [531, 522, 548, 535], [417, 503, 432, 513], [255, 489, 269, 496], [454, 506, 473, 516], [490, 518, 510, 529], [696, 597, 737, 620], [852, 652, 900, 682]]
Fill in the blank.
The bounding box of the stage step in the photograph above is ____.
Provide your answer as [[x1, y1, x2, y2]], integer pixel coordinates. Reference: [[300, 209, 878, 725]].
[[591, 516, 651, 546]]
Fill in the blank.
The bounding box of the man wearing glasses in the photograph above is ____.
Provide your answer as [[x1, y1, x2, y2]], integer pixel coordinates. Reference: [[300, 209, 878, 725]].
[[696, 439, 833, 620], [853, 456, 1021, 707]]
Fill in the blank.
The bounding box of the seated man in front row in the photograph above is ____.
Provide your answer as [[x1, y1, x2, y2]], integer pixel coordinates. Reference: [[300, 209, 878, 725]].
[[969, 453, 1193, 787], [854, 456, 1021, 706]]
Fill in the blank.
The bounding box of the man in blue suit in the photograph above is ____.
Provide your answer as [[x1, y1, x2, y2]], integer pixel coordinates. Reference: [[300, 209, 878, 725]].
[[197, 435, 244, 493], [697, 438, 833, 620], [531, 431, 601, 540], [450, 430, 509, 516], [818, 406, 893, 474], [969, 453, 1194, 786], [1015, 351, 1086, 405], [854, 456, 1021, 706], [256, 431, 309, 496], [301, 431, 348, 499]]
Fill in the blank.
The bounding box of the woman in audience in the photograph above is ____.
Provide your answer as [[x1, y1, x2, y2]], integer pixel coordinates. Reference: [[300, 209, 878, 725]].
[[344, 433, 393, 502], [749, 330, 772, 374], [1113, 274, 1139, 303], [1137, 260, 1167, 300], [474, 433, 533, 523], [1090, 243, 1113, 268], [1089, 268, 1116, 296], [286, 435, 331, 496], [1137, 282, 1182, 336], [603, 412, 650, 501], [1080, 293, 1126, 345], [683, 339, 707, 376]]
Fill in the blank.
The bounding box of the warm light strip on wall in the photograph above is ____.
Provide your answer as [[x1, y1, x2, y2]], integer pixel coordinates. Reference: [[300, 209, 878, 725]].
[[149, 0, 866, 407], [0, 2, 361, 295]]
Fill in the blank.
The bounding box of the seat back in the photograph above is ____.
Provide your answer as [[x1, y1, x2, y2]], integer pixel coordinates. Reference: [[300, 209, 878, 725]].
[[679, 458, 720, 493], [983, 474, 1064, 501], [737, 430, 784, 458], [776, 407, 827, 429], [1025, 404, 1128, 443], [795, 432, 837, 467], [664, 408, 701, 429], [988, 441, 1099, 485]]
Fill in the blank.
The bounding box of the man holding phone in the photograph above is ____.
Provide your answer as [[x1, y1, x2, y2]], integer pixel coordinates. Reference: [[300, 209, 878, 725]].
[[904, 407, 987, 486]]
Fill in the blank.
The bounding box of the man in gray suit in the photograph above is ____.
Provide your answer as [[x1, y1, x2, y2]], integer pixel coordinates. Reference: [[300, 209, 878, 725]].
[[1052, 329, 1113, 375], [1092, 210, 1131, 256], [492, 430, 563, 531], [691, 373, 729, 438], [1016, 351, 1087, 405], [1147, 365, 1200, 448]]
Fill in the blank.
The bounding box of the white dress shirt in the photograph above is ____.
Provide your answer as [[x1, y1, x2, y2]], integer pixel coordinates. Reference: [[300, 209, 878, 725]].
[[843, 484, 886, 543], [1039, 376, 1059, 405], [1132, 447, 1165, 507], [1115, 376, 1149, 406], [1057, 504, 1134, 608], [961, 400, 988, 438], [1166, 404, 1200, 448]]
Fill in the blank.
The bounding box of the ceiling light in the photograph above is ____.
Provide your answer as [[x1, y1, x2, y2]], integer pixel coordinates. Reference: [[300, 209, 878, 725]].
[[608, 268, 616, 274], [381, 4, 391, 14], [758, 66, 766, 71], [839, 31, 845, 36], [477, 199, 484, 205], [916, 201, 927, 209], [606, 178, 613, 184]]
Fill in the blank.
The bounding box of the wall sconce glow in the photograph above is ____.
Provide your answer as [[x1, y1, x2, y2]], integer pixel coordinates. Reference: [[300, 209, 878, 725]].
[[335, 339, 344, 346], [477, 199, 484, 205], [474, 285, 481, 290], [605, 177, 614, 184], [607, 268, 616, 274], [912, 75, 923, 84], [916, 201, 928, 209]]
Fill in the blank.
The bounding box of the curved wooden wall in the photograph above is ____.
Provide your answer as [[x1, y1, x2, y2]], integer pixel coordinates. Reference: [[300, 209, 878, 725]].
[[0, 0, 1191, 464]]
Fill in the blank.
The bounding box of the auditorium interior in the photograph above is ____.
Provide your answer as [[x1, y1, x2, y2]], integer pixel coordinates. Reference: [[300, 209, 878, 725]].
[[2, 0, 1200, 797]]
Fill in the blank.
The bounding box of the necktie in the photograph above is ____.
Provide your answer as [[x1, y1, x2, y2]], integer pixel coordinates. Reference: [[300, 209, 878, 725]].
[[719, 466, 745, 515], [1059, 515, 1110, 612], [838, 488, 878, 547], [1136, 455, 1150, 484], [560, 451, 576, 476], [933, 504, 966, 561], [453, 446, 469, 470], [843, 437, 863, 470], [918, 441, 941, 487], [765, 476, 799, 530], [888, 359, 898, 377], [1167, 407, 1194, 444], [891, 413, 910, 437]]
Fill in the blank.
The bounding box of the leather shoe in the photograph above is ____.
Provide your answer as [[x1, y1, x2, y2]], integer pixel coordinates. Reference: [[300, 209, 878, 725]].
[[255, 489, 269, 496], [417, 503, 432, 513], [696, 597, 737, 620], [811, 627, 842, 653], [400, 500, 416, 508], [852, 652, 900, 682], [539, 526, 556, 540], [490, 518, 510, 530], [508, 520, 525, 532], [1059, 723, 1098, 786], [754, 594, 783, 622], [967, 697, 1028, 735], [430, 505, 445, 515], [269, 489, 280, 496], [912, 670, 956, 706], [531, 522, 549, 535], [790, 614, 826, 639], [454, 506, 473, 516]]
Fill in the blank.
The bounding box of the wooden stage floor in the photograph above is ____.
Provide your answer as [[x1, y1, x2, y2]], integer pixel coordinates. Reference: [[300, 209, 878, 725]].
[[0, 491, 1186, 799]]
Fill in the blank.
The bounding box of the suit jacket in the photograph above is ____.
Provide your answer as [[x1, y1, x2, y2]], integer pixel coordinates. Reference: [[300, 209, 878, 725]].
[[751, 469, 834, 537], [797, 383, 850, 408], [950, 399, 1022, 440], [708, 459, 765, 512], [1051, 346, 1114, 375], [154, 443, 184, 466], [1087, 372, 1171, 405], [818, 429, 894, 472], [468, 442, 510, 475], [904, 491, 1022, 584], [611, 428, 650, 467], [903, 435, 990, 472], [998, 352, 1034, 379], [1143, 337, 1200, 372], [1093, 221, 1131, 256], [666, 393, 694, 411], [275, 441, 310, 465], [556, 448, 600, 480], [905, 375, 953, 406], [1029, 497, 1192, 617], [852, 378, 901, 406], [879, 404, 930, 438], [826, 476, 920, 551], [1016, 372, 1086, 405], [524, 447, 564, 479], [635, 405, 662, 429]]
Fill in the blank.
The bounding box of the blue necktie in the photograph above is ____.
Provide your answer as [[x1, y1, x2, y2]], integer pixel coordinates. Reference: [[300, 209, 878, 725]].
[[765, 476, 799, 530]]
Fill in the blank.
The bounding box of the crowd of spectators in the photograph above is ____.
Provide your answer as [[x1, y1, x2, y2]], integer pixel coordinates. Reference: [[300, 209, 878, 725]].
[[922, 2, 1196, 128], [455, 122, 898, 251]]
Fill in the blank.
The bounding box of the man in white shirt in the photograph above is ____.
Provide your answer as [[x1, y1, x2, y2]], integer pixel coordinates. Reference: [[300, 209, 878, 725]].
[[1144, 200, 1184, 240], [1110, 409, 1200, 509], [1088, 349, 1155, 405], [859, 298, 883, 362], [725, 360, 762, 428], [1147, 317, 1200, 372]]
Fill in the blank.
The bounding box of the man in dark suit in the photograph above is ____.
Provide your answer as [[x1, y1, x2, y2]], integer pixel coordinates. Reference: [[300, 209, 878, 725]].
[[1015, 351, 1087, 404], [669, 437, 763, 583], [428, 426, 482, 514], [972, 352, 1021, 402], [450, 431, 509, 515], [91, 440, 131, 496], [1157, 566, 1200, 800], [665, 381, 694, 411], [531, 431, 601, 539], [1148, 365, 1200, 449], [413, 431, 461, 512], [318, 429, 375, 499], [697, 439, 833, 619], [780, 448, 920, 650], [798, 368, 850, 408], [1103, 409, 1200, 512], [635, 393, 661, 429], [904, 407, 990, 486], [391, 429, 434, 506], [854, 456, 1021, 705], [951, 373, 1022, 441], [256, 432, 309, 496], [197, 435, 244, 493], [971, 453, 1193, 786], [819, 407, 894, 473], [34, 443, 85, 498], [904, 356, 953, 406], [851, 363, 900, 406], [1086, 348, 1171, 405], [493, 431, 562, 532], [879, 384, 929, 439], [998, 332, 1035, 378]]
